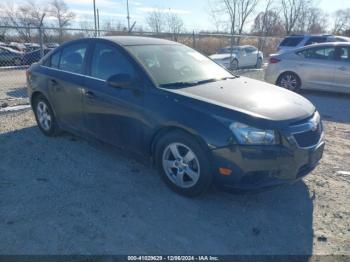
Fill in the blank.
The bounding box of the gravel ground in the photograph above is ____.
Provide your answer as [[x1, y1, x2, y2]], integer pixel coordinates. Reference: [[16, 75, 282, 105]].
[[0, 90, 349, 255]]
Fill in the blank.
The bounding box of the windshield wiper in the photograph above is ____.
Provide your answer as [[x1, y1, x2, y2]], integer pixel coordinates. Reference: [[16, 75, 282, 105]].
[[159, 77, 237, 88]]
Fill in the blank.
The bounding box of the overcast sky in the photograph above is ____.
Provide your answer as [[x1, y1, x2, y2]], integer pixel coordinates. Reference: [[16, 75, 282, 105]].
[[9, 0, 350, 31]]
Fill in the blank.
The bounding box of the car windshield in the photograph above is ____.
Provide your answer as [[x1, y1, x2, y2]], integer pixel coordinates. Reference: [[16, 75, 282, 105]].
[[127, 44, 233, 87]]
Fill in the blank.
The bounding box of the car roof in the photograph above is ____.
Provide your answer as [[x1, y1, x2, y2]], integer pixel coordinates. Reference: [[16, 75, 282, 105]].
[[0, 46, 20, 52], [100, 36, 179, 46], [282, 42, 350, 54], [223, 45, 254, 49], [304, 42, 350, 47], [286, 34, 333, 37]]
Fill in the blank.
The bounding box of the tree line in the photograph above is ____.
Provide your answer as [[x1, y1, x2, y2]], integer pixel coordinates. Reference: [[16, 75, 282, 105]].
[[1, 0, 350, 44], [210, 0, 350, 37]]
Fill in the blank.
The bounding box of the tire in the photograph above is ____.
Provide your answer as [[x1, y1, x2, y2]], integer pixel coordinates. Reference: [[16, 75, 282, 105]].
[[230, 59, 239, 70], [277, 72, 301, 92], [256, 57, 263, 69], [33, 94, 60, 136], [155, 131, 212, 197]]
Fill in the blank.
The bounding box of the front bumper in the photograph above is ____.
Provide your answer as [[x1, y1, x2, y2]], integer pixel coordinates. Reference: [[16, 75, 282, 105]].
[[211, 135, 325, 190]]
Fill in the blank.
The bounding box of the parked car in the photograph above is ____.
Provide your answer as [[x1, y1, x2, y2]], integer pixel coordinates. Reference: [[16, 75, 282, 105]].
[[266, 42, 350, 94], [27, 37, 324, 196], [6, 42, 27, 52], [23, 48, 52, 65], [0, 46, 24, 66], [210, 45, 263, 70], [45, 43, 60, 49], [277, 34, 350, 53], [24, 43, 41, 52]]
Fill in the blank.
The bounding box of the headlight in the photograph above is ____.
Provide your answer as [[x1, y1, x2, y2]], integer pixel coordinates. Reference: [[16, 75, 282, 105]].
[[229, 122, 278, 145]]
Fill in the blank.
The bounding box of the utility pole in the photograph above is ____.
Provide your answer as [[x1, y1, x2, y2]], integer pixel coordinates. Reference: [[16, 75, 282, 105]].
[[97, 8, 100, 36], [93, 0, 97, 37], [126, 0, 130, 32], [39, 13, 46, 58]]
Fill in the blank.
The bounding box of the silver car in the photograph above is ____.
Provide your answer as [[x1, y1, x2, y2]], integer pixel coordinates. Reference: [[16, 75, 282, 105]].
[[265, 42, 350, 94], [210, 45, 263, 70]]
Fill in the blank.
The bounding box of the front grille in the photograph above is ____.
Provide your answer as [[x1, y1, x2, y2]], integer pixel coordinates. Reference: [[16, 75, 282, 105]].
[[293, 122, 322, 148]]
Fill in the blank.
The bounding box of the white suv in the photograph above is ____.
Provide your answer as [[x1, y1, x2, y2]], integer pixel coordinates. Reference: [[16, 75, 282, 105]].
[[277, 34, 350, 53]]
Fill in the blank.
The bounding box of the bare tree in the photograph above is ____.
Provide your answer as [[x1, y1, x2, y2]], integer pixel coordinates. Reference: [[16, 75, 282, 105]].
[[294, 7, 328, 34], [166, 13, 184, 41], [1, 0, 48, 42], [252, 0, 284, 36], [49, 0, 75, 42], [332, 8, 350, 34], [281, 0, 313, 35], [146, 10, 164, 34], [208, 0, 229, 32]]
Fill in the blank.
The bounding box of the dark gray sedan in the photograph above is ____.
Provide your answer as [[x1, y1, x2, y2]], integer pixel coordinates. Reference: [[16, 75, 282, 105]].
[[27, 36, 324, 196]]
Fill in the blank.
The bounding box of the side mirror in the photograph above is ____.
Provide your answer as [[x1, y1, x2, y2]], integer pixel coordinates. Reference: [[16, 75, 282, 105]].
[[106, 74, 134, 89]]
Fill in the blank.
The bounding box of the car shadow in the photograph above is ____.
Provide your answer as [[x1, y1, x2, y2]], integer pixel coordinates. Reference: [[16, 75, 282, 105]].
[[0, 125, 314, 256], [301, 90, 350, 124], [6, 87, 28, 99]]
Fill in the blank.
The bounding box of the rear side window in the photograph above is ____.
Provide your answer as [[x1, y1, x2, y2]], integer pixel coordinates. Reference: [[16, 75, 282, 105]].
[[297, 46, 336, 60], [59, 43, 87, 74], [245, 47, 256, 53], [280, 37, 303, 47], [90, 42, 136, 80], [304, 37, 327, 46]]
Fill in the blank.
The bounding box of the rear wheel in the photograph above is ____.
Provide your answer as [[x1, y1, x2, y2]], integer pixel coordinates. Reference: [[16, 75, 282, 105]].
[[33, 95, 60, 136], [155, 131, 212, 197], [277, 72, 301, 92]]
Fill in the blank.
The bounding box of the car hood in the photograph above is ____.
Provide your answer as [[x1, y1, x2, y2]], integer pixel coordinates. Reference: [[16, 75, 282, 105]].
[[165, 77, 315, 122], [210, 53, 236, 60]]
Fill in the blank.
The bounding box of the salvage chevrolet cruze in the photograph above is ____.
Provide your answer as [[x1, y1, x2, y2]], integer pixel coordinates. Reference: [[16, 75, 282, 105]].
[[27, 36, 325, 196]]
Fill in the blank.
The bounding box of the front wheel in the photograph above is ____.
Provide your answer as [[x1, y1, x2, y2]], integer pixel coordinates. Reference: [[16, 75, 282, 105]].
[[155, 131, 212, 197]]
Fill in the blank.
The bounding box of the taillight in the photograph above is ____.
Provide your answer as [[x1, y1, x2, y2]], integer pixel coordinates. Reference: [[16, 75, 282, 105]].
[[269, 57, 281, 64]]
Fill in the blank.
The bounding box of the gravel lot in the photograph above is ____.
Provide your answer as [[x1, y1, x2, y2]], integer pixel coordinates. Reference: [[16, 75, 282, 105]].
[[0, 90, 349, 255]]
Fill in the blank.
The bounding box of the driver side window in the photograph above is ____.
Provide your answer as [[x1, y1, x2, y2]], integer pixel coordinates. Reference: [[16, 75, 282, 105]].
[[91, 42, 136, 81]]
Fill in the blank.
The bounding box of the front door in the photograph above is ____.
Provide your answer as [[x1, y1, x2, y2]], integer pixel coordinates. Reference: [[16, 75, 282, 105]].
[[333, 46, 350, 94], [296, 46, 337, 90], [82, 41, 145, 152]]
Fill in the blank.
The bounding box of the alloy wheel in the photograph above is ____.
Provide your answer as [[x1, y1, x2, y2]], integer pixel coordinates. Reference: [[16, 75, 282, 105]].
[[36, 101, 52, 131], [162, 142, 200, 188], [280, 73, 298, 90]]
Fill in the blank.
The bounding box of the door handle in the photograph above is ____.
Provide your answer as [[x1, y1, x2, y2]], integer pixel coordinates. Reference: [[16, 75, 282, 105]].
[[338, 66, 346, 71], [84, 90, 96, 99]]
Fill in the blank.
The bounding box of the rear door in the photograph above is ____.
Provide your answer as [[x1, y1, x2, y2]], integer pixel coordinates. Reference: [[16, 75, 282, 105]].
[[296, 46, 337, 90], [333, 46, 350, 93], [45, 41, 89, 130], [82, 41, 145, 152]]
